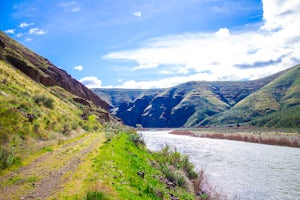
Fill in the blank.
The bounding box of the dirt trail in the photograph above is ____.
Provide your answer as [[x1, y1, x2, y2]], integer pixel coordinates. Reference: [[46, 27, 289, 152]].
[[0, 132, 105, 200]]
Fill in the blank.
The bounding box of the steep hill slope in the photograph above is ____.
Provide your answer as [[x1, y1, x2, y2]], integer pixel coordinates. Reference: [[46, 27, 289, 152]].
[[0, 32, 114, 169], [0, 31, 108, 110], [202, 64, 300, 127], [0, 59, 109, 168], [95, 72, 282, 127]]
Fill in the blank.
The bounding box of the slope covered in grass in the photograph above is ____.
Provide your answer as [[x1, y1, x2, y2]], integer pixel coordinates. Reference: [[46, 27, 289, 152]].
[[201, 64, 300, 128], [0, 31, 108, 109], [0, 60, 106, 169], [95, 76, 278, 128]]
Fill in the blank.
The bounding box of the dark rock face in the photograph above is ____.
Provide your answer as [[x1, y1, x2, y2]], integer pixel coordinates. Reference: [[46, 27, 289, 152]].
[[73, 98, 91, 107], [0, 31, 109, 111], [117, 95, 154, 127], [0, 39, 5, 48]]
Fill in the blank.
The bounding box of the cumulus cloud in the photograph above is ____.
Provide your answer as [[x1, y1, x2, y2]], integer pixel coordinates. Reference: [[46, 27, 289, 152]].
[[133, 11, 142, 17], [214, 28, 230, 39], [29, 28, 48, 35], [74, 65, 84, 71], [4, 29, 15, 34], [260, 0, 300, 31], [79, 77, 102, 88], [19, 22, 34, 28], [104, 0, 300, 88]]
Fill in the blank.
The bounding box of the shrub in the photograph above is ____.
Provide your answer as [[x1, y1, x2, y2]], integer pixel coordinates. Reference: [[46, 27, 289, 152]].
[[163, 166, 186, 187], [0, 146, 20, 169], [182, 155, 198, 179], [62, 124, 70, 135], [33, 123, 40, 133], [128, 133, 145, 146], [34, 94, 54, 109], [104, 131, 115, 142], [154, 146, 200, 192], [88, 114, 97, 122], [85, 191, 109, 200]]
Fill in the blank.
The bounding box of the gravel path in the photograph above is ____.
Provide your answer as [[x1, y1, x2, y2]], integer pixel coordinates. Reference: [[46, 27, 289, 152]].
[[0, 133, 104, 200]]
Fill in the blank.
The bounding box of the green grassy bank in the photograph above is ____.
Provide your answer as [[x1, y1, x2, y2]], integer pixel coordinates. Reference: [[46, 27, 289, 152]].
[[78, 129, 216, 200]]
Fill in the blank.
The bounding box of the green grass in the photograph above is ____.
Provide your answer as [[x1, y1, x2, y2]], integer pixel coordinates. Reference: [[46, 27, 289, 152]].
[[200, 65, 300, 128], [85, 130, 197, 200], [251, 105, 300, 129], [0, 60, 104, 169], [86, 191, 109, 200]]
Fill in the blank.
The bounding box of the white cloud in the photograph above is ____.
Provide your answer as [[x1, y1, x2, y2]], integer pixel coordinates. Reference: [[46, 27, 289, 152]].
[[133, 11, 142, 17], [109, 64, 281, 89], [74, 65, 84, 71], [132, 63, 159, 70], [215, 28, 230, 39], [79, 77, 102, 88], [26, 38, 33, 42], [58, 1, 81, 13], [71, 6, 80, 12], [29, 28, 48, 35], [104, 0, 300, 88], [260, 0, 300, 31], [19, 22, 34, 28], [16, 33, 23, 38], [4, 29, 15, 34]]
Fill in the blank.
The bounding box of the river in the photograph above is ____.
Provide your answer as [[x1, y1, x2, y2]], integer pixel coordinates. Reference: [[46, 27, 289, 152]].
[[139, 130, 300, 200]]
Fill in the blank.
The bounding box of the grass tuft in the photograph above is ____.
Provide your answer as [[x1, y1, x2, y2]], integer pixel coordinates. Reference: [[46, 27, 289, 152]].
[[86, 191, 109, 200], [0, 145, 20, 169], [34, 94, 54, 109]]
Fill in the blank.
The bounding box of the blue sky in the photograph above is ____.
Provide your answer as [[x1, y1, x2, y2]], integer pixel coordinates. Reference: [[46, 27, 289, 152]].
[[1, 0, 300, 88]]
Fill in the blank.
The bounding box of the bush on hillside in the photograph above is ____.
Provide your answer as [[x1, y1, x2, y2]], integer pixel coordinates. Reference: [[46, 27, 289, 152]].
[[34, 94, 54, 109], [0, 146, 20, 169]]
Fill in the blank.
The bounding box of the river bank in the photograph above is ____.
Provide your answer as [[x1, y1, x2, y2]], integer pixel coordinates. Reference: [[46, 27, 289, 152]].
[[169, 127, 300, 148], [140, 130, 300, 200]]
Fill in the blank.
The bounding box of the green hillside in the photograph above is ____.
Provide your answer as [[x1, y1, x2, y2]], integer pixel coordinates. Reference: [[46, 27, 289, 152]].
[[0, 31, 108, 110], [201, 64, 300, 128], [95, 74, 281, 128], [94, 65, 300, 129], [0, 31, 114, 169], [0, 60, 106, 168]]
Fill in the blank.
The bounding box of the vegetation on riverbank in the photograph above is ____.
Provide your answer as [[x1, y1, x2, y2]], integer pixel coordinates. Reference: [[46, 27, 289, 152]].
[[74, 127, 225, 200], [170, 127, 300, 148]]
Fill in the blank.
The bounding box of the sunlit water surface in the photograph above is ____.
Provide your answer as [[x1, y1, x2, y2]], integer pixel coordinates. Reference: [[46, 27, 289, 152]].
[[139, 130, 300, 200]]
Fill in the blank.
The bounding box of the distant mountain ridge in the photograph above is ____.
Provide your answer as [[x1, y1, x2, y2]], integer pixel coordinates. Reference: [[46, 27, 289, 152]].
[[93, 65, 300, 128]]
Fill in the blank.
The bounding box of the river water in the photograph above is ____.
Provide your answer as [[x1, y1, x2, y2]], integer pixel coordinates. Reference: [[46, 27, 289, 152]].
[[139, 130, 300, 200]]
